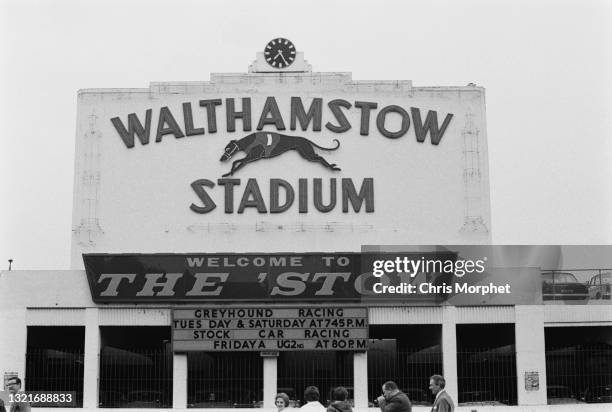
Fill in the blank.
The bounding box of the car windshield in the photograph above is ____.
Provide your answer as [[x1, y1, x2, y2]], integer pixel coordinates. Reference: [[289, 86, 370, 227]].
[[589, 273, 611, 284], [542, 273, 578, 283]]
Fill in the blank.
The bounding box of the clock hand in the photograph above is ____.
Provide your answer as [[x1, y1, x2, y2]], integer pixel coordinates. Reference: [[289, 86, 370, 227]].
[[277, 50, 289, 65]]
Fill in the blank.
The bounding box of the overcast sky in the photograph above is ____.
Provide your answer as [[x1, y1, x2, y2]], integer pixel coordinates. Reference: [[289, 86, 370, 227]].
[[1, 0, 611, 270]]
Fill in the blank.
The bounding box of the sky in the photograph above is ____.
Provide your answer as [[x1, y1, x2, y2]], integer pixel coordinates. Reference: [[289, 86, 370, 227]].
[[1, 0, 611, 270]]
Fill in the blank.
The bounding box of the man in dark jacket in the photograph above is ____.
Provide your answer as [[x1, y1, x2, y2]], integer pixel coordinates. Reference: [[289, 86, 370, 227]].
[[327, 387, 352, 412], [376, 381, 412, 412], [428, 375, 454, 412]]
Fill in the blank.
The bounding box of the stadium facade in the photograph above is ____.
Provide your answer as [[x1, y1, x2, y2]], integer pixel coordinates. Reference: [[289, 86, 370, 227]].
[[1, 40, 610, 411]]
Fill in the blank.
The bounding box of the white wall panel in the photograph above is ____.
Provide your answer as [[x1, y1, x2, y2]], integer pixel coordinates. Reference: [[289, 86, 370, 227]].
[[457, 306, 515, 323], [98, 308, 171, 325], [26, 308, 85, 325], [71, 73, 491, 268], [369, 306, 443, 324], [544, 305, 612, 323]]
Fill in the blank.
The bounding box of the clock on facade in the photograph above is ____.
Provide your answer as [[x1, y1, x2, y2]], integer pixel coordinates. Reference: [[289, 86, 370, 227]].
[[264, 38, 296, 68]]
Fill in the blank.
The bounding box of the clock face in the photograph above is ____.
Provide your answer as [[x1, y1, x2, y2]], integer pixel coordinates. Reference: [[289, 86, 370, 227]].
[[264, 38, 296, 69]]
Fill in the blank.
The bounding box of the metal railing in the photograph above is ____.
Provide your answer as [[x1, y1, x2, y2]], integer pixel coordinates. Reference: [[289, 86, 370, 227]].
[[546, 344, 612, 404], [457, 346, 517, 405], [188, 352, 263, 408], [25, 347, 84, 407], [367, 346, 441, 406], [98, 347, 172, 408]]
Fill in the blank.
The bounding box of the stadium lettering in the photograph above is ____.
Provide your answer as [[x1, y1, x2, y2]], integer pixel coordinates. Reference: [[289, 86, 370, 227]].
[[189, 177, 374, 214]]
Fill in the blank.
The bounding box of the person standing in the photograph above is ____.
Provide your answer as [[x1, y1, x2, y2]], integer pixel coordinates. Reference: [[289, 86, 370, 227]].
[[376, 381, 412, 412], [299, 386, 325, 412], [327, 387, 352, 412], [428, 375, 454, 412], [7, 377, 30, 412]]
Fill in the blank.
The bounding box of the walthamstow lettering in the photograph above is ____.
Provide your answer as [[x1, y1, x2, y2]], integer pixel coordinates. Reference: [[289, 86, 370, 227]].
[[110, 97, 454, 147]]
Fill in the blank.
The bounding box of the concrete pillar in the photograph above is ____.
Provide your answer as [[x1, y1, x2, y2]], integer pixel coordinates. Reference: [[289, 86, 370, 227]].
[[441, 306, 458, 404], [0, 309, 27, 388], [515, 305, 547, 406], [262, 354, 278, 408], [83, 308, 99, 408], [173, 353, 188, 408], [353, 351, 368, 409]]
